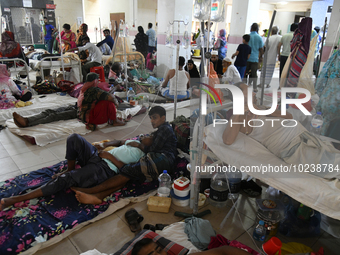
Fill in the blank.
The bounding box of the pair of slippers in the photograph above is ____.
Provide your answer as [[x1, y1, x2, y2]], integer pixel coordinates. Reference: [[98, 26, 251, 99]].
[[125, 208, 144, 233], [241, 180, 262, 197]]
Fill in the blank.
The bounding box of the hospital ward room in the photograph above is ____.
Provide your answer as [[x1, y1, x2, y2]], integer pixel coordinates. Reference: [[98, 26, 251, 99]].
[[0, 1, 340, 255]]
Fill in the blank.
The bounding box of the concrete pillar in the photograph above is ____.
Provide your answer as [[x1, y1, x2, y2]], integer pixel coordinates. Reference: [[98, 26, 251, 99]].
[[319, 0, 339, 71], [226, 0, 260, 59], [156, 0, 192, 78]]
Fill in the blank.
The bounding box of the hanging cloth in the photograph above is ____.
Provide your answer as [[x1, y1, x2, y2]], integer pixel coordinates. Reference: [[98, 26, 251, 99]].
[[284, 17, 312, 96]]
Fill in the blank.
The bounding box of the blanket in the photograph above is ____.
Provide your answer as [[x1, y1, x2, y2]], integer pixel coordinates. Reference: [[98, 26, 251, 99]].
[[0, 158, 189, 255]]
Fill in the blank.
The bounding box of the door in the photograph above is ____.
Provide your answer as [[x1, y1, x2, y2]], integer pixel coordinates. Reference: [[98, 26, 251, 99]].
[[110, 13, 125, 38]]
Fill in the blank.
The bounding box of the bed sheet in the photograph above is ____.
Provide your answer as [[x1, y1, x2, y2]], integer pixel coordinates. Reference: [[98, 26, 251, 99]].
[[6, 105, 144, 146], [0, 161, 158, 255], [0, 158, 189, 255], [0, 94, 77, 125], [6, 119, 91, 146], [204, 124, 340, 220]]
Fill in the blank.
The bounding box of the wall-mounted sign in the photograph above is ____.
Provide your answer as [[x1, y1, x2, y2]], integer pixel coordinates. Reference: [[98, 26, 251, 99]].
[[23, 0, 33, 8], [327, 6, 332, 13], [46, 4, 56, 9], [4, 8, 10, 12]]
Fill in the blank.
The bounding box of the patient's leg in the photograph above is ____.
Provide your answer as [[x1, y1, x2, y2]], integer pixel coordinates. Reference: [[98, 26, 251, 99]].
[[0, 188, 43, 211], [66, 133, 97, 167], [74, 183, 125, 205], [71, 174, 130, 194], [13, 112, 28, 127]]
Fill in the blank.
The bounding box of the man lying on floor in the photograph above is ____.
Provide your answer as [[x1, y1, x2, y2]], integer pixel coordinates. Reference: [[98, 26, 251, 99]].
[[0, 133, 152, 210], [0, 106, 177, 209], [72, 105, 177, 204]]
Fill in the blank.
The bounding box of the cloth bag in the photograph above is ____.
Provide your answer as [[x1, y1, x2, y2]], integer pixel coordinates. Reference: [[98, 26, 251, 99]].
[[184, 217, 216, 250]]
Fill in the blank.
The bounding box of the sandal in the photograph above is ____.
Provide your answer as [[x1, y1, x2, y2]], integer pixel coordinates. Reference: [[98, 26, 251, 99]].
[[143, 224, 156, 232], [155, 224, 168, 231], [241, 180, 262, 198], [125, 208, 144, 233]]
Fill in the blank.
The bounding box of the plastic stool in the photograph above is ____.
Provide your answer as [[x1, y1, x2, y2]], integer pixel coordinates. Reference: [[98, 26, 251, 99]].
[[90, 66, 105, 82]]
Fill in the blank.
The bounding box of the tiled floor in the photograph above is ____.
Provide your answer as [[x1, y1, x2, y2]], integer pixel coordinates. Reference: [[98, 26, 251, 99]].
[[0, 68, 339, 254]]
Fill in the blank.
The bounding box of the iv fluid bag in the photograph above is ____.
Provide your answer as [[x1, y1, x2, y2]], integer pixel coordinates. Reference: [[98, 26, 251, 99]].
[[119, 20, 125, 37], [193, 0, 210, 20], [125, 23, 129, 37], [183, 28, 189, 49], [166, 24, 173, 48], [211, 0, 226, 22]]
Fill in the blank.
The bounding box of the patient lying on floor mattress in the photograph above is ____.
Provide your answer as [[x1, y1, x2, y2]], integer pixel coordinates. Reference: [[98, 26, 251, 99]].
[[0, 133, 153, 211], [223, 89, 340, 179]]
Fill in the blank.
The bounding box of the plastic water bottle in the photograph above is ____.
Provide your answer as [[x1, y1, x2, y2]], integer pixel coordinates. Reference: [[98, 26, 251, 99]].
[[227, 170, 242, 200], [253, 220, 266, 242], [126, 87, 135, 102], [310, 112, 323, 135], [157, 170, 171, 197], [209, 172, 229, 207]]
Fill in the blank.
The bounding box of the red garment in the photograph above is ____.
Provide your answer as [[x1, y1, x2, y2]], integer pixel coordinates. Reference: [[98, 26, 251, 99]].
[[208, 235, 261, 255], [208, 234, 230, 248], [146, 52, 155, 71], [89, 100, 117, 125], [0, 31, 22, 58]]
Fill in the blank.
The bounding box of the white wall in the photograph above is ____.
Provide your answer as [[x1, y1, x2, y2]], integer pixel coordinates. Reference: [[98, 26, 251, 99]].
[[82, 0, 134, 43], [138, 0, 157, 31], [54, 0, 83, 30], [275, 12, 297, 35], [275, 11, 308, 35], [83, 0, 158, 44]]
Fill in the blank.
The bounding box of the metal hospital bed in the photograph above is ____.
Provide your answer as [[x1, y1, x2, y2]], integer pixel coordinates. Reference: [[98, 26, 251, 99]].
[[39, 55, 82, 82], [193, 101, 340, 221], [0, 58, 31, 88]]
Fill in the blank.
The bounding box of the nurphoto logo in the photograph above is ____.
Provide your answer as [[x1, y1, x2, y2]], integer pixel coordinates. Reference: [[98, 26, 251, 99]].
[[198, 84, 312, 128]]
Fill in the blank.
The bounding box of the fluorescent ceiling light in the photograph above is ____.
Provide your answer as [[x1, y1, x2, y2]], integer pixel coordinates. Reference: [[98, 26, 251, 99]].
[[279, 1, 288, 5]]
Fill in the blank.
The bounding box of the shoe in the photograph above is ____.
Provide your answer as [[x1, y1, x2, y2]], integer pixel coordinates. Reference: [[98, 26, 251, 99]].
[[253, 89, 258, 93], [155, 224, 168, 231], [125, 208, 144, 233], [143, 224, 156, 232]]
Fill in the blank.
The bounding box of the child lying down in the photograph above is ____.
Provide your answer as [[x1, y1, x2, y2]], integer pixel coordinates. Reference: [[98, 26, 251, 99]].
[[0, 133, 153, 211]]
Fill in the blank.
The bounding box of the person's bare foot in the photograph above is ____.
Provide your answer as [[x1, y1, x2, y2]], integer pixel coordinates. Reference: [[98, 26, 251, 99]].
[[0, 198, 15, 211], [13, 112, 28, 127], [71, 186, 95, 194], [74, 190, 103, 205], [112, 119, 126, 126]]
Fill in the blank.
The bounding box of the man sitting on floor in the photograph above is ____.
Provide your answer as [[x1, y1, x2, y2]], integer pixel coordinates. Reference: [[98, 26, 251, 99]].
[[71, 106, 177, 205], [161, 56, 190, 100], [0, 133, 153, 211], [67, 36, 102, 82]]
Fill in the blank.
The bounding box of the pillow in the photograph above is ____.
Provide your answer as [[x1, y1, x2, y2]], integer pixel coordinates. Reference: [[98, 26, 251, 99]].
[[113, 230, 189, 255]]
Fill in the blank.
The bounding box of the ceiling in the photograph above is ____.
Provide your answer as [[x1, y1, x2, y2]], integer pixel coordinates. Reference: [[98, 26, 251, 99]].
[[262, 0, 313, 12]]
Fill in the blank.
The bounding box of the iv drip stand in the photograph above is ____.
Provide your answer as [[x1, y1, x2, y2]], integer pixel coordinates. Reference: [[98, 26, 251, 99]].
[[168, 20, 189, 120]]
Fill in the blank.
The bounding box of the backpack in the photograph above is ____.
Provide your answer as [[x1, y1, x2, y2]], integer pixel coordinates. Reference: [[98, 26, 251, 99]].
[[171, 115, 190, 153]]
